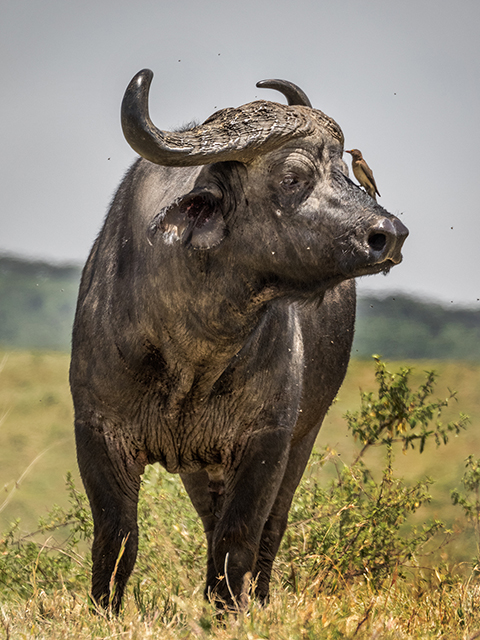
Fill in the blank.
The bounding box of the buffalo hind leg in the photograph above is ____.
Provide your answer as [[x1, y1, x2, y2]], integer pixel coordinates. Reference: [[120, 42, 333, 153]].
[[75, 420, 141, 613], [180, 469, 221, 601]]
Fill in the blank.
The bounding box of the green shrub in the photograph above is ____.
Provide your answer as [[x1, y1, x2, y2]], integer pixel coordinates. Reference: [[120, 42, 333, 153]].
[[452, 455, 480, 568], [0, 472, 92, 601], [281, 357, 469, 592]]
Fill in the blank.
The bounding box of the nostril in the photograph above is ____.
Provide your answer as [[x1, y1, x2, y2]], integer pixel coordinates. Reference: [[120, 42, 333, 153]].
[[368, 232, 387, 252]]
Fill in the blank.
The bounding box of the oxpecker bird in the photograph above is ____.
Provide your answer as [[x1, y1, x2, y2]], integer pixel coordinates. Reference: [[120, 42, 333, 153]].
[[345, 148, 380, 201]]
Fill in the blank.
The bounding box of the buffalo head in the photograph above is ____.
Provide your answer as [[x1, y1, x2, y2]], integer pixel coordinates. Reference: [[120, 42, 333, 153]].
[[121, 70, 407, 302]]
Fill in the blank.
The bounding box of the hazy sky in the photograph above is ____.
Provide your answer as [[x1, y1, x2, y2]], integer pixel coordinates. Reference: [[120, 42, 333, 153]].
[[1, 0, 479, 306]]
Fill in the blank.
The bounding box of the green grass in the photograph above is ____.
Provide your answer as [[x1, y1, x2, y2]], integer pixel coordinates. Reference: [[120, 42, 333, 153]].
[[1, 467, 480, 639], [2, 464, 480, 639], [1, 349, 480, 638], [0, 350, 78, 531]]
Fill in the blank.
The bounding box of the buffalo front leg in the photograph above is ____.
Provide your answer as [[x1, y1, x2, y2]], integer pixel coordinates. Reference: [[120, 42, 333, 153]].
[[254, 426, 319, 602], [75, 420, 142, 613], [210, 426, 291, 610]]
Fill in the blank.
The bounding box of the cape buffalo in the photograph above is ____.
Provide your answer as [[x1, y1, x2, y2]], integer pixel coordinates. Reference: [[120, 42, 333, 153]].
[[70, 69, 408, 612]]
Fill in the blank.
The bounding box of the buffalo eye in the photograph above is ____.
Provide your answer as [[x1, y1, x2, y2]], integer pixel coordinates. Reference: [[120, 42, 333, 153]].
[[270, 164, 313, 212], [280, 173, 302, 191]]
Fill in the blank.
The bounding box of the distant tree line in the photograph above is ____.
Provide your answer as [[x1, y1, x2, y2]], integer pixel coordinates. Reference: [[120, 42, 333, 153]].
[[1, 255, 479, 360], [0, 255, 80, 352], [353, 295, 480, 360]]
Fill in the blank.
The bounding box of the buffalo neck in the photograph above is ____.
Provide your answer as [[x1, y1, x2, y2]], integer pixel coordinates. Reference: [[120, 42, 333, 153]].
[[114, 246, 279, 387]]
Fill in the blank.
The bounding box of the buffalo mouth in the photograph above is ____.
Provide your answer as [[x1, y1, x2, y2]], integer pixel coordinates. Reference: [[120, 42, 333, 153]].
[[354, 256, 402, 278]]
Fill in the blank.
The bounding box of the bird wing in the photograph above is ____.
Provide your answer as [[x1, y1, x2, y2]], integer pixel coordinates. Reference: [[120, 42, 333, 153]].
[[360, 159, 381, 196]]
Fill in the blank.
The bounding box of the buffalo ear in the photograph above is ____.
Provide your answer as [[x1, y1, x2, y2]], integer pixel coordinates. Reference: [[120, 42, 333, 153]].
[[149, 189, 226, 249]]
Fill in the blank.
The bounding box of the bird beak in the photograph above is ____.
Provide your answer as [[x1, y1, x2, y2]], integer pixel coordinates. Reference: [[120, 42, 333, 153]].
[[344, 149, 352, 154]]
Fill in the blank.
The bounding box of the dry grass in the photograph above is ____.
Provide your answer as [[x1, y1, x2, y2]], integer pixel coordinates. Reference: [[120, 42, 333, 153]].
[[2, 576, 480, 639]]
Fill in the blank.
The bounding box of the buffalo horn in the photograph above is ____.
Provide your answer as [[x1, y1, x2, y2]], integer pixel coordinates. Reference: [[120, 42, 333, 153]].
[[255, 79, 312, 108], [121, 69, 314, 167]]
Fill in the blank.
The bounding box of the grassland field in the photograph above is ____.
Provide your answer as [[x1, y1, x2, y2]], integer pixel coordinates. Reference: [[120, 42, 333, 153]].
[[1, 349, 479, 542], [1, 348, 480, 638]]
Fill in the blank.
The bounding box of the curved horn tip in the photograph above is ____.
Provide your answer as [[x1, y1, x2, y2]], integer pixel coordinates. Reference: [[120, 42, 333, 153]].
[[255, 78, 312, 108], [129, 68, 154, 87]]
